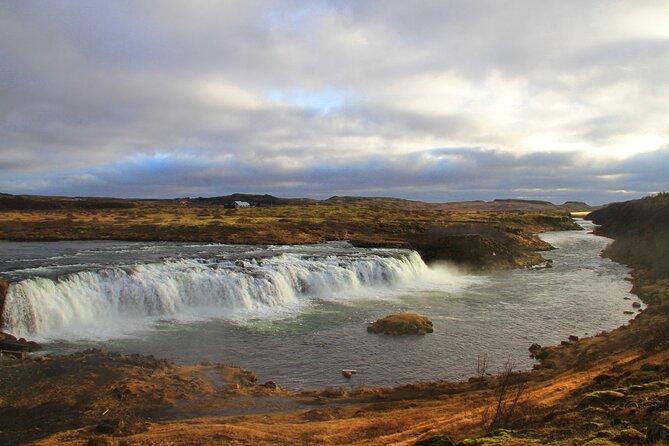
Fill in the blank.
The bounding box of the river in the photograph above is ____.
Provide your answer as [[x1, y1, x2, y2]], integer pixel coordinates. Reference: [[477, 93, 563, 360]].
[[0, 219, 641, 389]]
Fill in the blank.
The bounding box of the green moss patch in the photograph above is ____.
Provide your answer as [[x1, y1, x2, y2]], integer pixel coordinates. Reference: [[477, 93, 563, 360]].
[[578, 390, 626, 408], [624, 380, 669, 393], [461, 429, 512, 446], [581, 439, 617, 446]]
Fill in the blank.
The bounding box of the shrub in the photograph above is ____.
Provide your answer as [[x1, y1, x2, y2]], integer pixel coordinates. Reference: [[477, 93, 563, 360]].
[[479, 361, 528, 434]]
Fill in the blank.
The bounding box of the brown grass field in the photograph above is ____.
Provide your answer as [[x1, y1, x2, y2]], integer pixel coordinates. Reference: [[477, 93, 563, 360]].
[[0, 195, 579, 270]]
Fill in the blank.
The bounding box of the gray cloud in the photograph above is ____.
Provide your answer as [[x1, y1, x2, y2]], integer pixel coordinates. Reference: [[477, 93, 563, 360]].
[[4, 147, 667, 205], [1, 1, 668, 203]]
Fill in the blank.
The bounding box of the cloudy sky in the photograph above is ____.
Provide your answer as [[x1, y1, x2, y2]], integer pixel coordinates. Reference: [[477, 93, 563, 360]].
[[1, 1, 668, 204]]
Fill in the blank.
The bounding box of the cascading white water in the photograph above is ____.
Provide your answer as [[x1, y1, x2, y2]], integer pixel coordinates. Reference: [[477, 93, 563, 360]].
[[1, 251, 428, 338]]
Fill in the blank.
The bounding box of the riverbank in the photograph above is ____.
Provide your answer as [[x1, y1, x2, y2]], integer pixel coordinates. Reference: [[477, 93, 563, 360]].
[[0, 196, 578, 270], [3, 317, 668, 445]]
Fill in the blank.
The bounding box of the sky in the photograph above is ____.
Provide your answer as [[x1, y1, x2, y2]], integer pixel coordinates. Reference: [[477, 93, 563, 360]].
[[1, 1, 668, 205]]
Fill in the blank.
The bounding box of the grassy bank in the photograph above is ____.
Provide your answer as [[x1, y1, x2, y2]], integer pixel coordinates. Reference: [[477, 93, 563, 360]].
[[0, 195, 578, 270]]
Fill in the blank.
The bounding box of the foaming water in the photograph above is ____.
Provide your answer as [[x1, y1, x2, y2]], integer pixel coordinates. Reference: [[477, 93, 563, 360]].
[[0, 221, 641, 388], [1, 249, 456, 340]]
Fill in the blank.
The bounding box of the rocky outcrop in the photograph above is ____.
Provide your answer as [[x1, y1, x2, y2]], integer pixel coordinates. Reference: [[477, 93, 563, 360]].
[[588, 194, 669, 283], [408, 225, 555, 270], [0, 332, 41, 352], [528, 343, 548, 359], [0, 279, 42, 353], [367, 313, 434, 335], [413, 233, 508, 266], [0, 278, 8, 328]]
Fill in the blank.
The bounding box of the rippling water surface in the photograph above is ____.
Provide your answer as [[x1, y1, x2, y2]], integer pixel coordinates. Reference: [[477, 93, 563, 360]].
[[0, 220, 640, 389]]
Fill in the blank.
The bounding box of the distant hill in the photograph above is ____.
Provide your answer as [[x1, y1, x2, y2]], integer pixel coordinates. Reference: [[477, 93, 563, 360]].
[[325, 196, 580, 213], [187, 194, 423, 208], [560, 201, 592, 212], [0, 193, 135, 211], [0, 191, 593, 213], [324, 195, 426, 209], [493, 198, 554, 206], [472, 199, 595, 213], [188, 193, 318, 207], [438, 199, 566, 213]]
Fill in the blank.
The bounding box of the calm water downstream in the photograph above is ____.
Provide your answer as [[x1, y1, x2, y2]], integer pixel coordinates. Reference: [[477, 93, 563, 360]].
[[0, 219, 640, 389]]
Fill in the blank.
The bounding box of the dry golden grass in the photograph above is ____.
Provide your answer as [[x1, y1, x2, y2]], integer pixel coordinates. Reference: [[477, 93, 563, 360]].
[[0, 200, 578, 272], [9, 341, 667, 446]]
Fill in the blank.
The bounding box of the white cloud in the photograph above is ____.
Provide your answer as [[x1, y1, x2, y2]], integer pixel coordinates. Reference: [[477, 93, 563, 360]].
[[1, 0, 668, 202]]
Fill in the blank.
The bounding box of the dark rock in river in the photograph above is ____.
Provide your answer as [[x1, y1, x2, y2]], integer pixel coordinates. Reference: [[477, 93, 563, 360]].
[[0, 331, 41, 352], [261, 381, 280, 390], [568, 335, 579, 342], [529, 343, 548, 359], [632, 301, 641, 308], [528, 259, 553, 270], [367, 313, 434, 335]]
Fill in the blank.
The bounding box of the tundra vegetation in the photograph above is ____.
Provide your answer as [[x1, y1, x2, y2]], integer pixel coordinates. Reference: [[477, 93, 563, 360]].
[[2, 193, 669, 445]]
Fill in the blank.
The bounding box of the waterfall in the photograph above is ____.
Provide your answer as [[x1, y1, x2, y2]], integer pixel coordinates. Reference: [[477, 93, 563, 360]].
[[1, 251, 428, 338]]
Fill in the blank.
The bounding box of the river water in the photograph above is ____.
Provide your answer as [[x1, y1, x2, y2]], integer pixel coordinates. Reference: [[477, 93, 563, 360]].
[[0, 219, 641, 389]]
